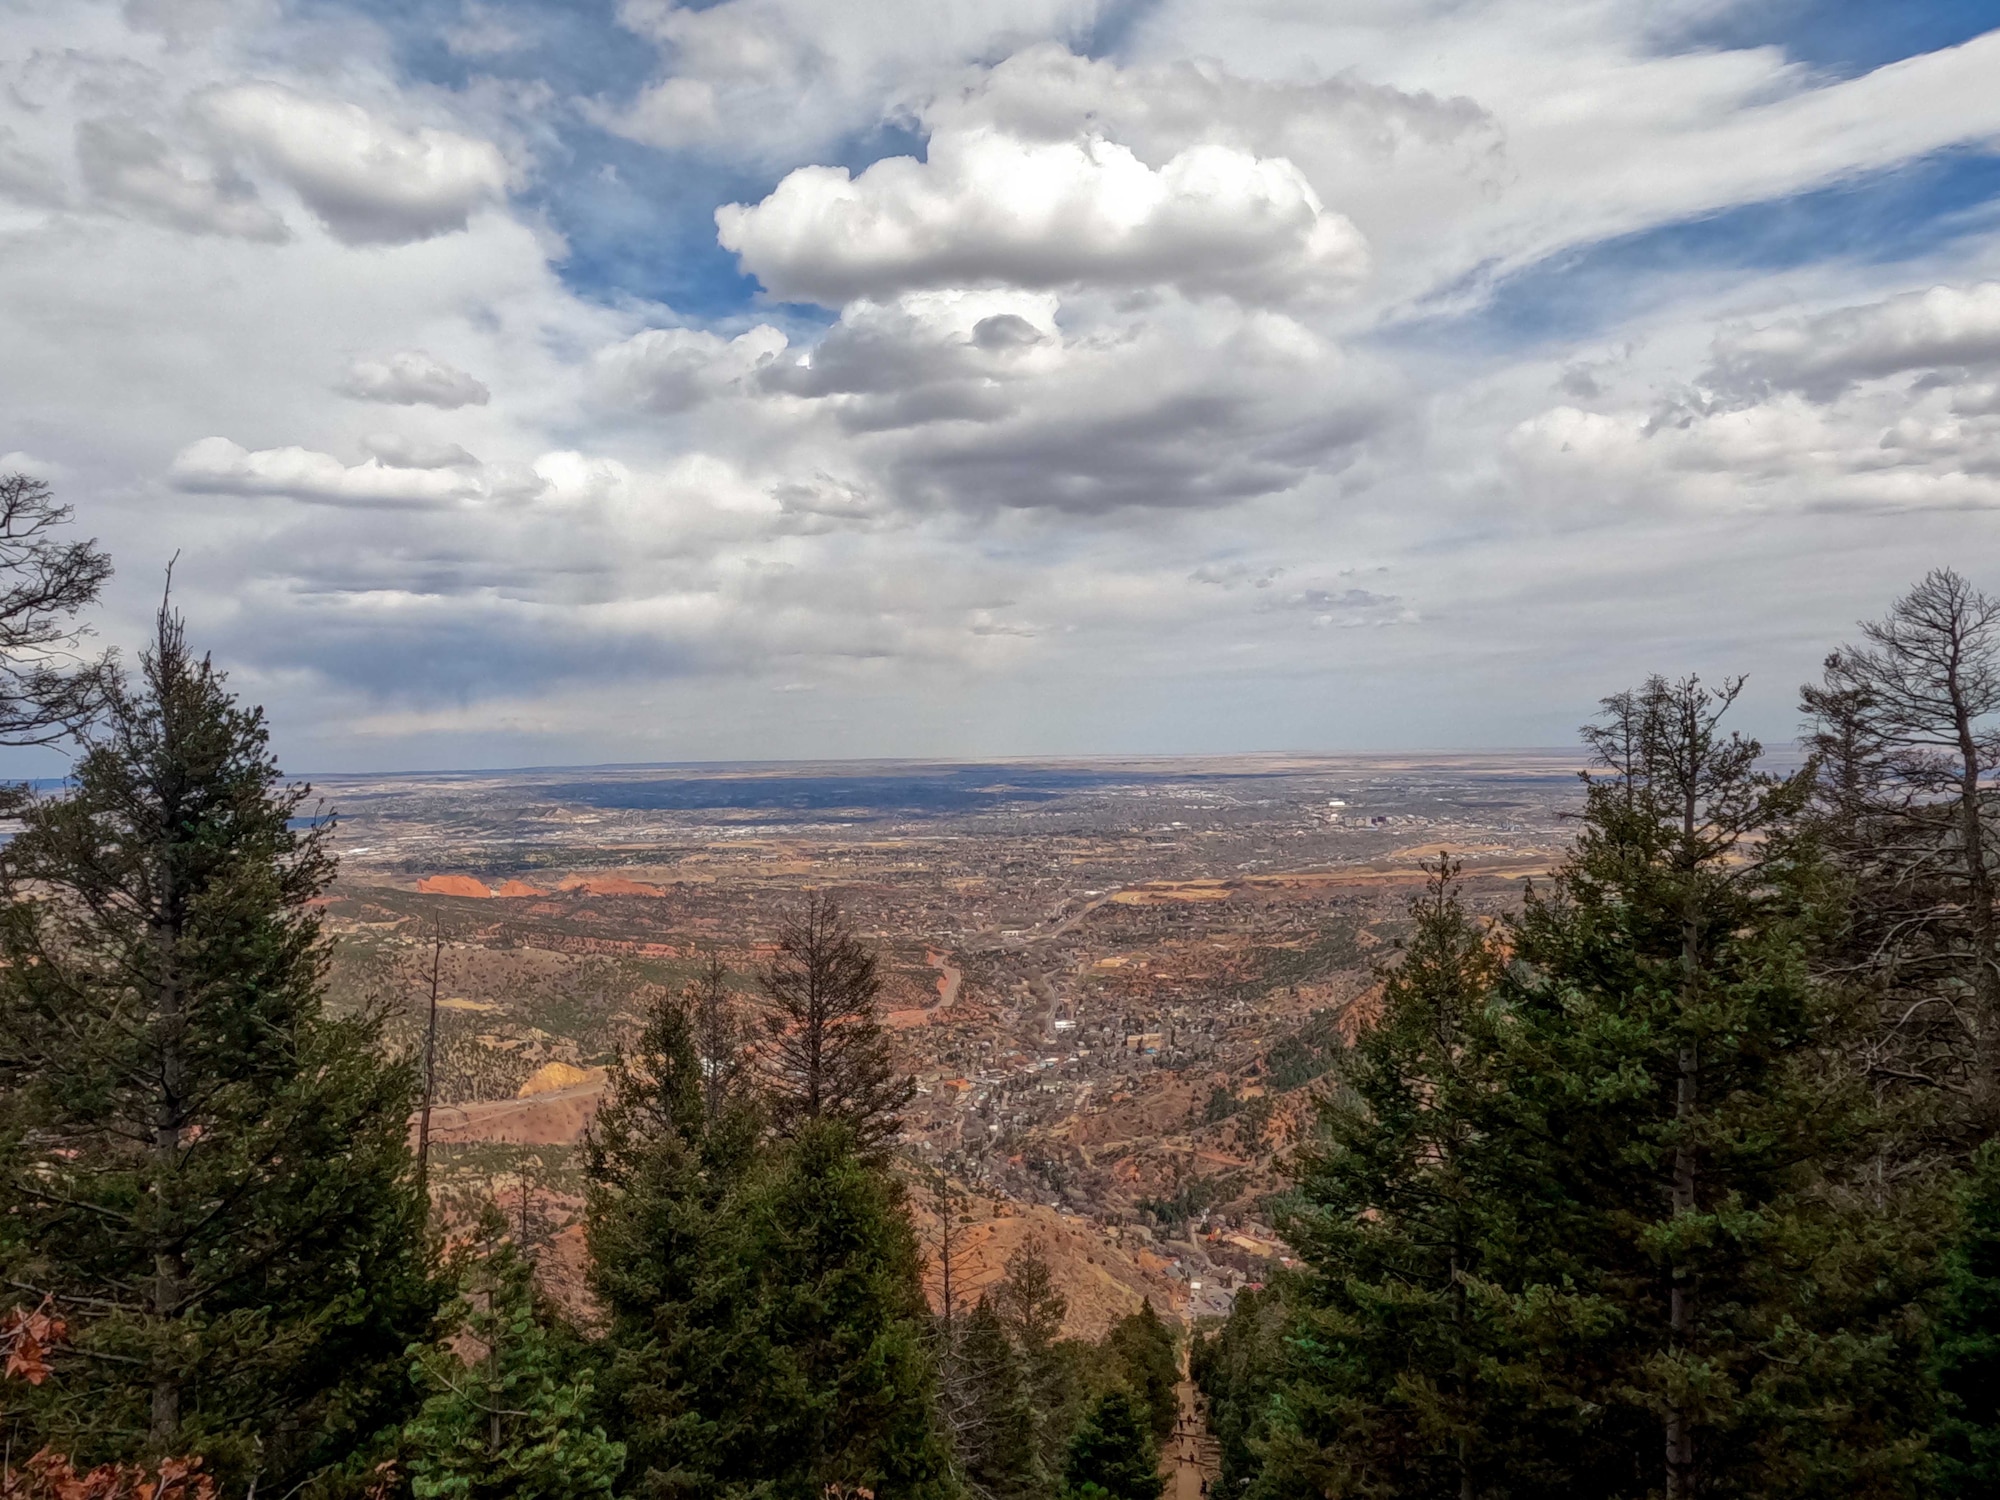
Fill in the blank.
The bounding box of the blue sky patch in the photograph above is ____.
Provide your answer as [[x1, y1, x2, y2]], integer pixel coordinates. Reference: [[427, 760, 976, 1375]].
[[1654, 1, 1996, 80], [1388, 143, 2000, 356]]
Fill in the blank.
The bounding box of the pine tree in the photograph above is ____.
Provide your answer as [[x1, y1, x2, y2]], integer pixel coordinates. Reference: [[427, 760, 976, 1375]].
[[944, 1297, 1045, 1500], [584, 982, 758, 1499], [1934, 1141, 2000, 1496], [758, 894, 914, 1146], [1102, 1302, 1178, 1444], [402, 1209, 624, 1500], [1267, 856, 1507, 1498], [589, 1068, 951, 1500], [686, 954, 750, 1127], [1063, 1388, 1162, 1500], [990, 1239, 1083, 1481], [1190, 1284, 1286, 1500], [0, 603, 440, 1491], [1225, 679, 1933, 1500], [708, 1121, 952, 1500], [1480, 676, 1928, 1498]]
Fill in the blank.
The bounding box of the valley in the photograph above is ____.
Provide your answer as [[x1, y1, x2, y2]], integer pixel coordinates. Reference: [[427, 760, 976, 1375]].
[[318, 752, 1583, 1335]]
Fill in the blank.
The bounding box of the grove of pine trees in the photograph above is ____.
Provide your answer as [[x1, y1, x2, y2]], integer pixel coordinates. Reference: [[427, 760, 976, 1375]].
[[1196, 570, 2000, 1499], [3, 473, 1997, 1500]]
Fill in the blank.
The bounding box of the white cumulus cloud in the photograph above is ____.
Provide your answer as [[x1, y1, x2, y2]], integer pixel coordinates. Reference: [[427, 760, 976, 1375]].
[[592, 325, 790, 414], [716, 126, 1368, 308], [199, 83, 510, 245], [75, 116, 287, 240], [1707, 283, 2000, 400], [170, 437, 541, 507], [337, 350, 491, 408]]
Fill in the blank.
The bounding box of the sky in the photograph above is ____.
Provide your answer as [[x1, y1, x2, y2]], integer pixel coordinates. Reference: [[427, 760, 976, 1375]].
[[3, 0, 1999, 774]]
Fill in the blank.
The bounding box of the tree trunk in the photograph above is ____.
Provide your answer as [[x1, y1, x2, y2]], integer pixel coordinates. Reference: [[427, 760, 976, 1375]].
[[417, 928, 441, 1188], [1666, 1031, 1697, 1500], [150, 938, 185, 1450], [1666, 773, 1700, 1500]]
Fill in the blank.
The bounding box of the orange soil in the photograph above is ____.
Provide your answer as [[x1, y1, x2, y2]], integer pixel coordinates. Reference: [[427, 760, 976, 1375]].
[[417, 875, 492, 898], [423, 1078, 607, 1146], [557, 875, 667, 897]]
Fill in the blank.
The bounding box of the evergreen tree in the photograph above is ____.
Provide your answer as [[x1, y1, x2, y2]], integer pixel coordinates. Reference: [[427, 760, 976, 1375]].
[[0, 603, 439, 1490], [709, 1121, 952, 1500], [686, 954, 750, 1127], [1934, 1141, 2000, 1496], [1228, 677, 1932, 1500], [1063, 1388, 1162, 1500], [585, 983, 758, 1500], [1101, 1302, 1178, 1444], [990, 1240, 1084, 1481], [1266, 856, 1506, 1499], [758, 894, 914, 1146], [401, 1210, 624, 1500], [943, 1297, 1045, 1500], [1190, 1285, 1286, 1500], [1478, 676, 1927, 1498], [589, 1107, 950, 1500]]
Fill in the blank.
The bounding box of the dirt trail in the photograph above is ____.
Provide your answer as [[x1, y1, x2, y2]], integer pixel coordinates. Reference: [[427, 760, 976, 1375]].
[[1163, 1379, 1219, 1500], [926, 949, 963, 1011]]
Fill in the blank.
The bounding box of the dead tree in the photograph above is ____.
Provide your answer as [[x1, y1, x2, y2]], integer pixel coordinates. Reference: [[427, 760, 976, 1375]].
[[0, 473, 113, 749], [1802, 568, 2000, 1138]]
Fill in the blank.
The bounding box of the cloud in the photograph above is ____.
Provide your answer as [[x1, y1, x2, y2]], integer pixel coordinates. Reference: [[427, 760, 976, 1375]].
[[717, 126, 1368, 307], [926, 43, 1499, 175], [169, 437, 542, 507], [361, 433, 481, 469], [75, 116, 288, 240], [598, 290, 1387, 514], [444, 3, 530, 58], [0, 126, 66, 208], [337, 350, 491, 408], [1707, 282, 2000, 399], [604, 0, 1099, 160], [834, 295, 1386, 513], [592, 324, 789, 413], [198, 83, 510, 244], [753, 290, 1064, 430], [1509, 392, 2000, 517]]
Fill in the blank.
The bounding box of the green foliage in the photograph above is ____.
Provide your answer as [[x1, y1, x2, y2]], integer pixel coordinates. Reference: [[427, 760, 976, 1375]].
[[401, 1215, 624, 1500], [588, 1008, 951, 1500], [1935, 1141, 2000, 1496], [989, 1240, 1085, 1481], [944, 1298, 1046, 1500], [0, 606, 440, 1491], [1190, 1286, 1286, 1499], [1062, 1389, 1162, 1500], [1100, 1302, 1179, 1444], [1266, 855, 1507, 1498], [1225, 678, 1935, 1500], [1262, 1009, 1347, 1093], [1137, 1175, 1241, 1232]]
